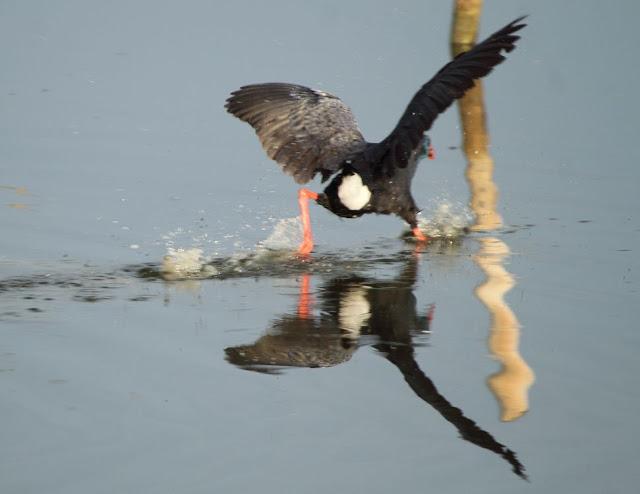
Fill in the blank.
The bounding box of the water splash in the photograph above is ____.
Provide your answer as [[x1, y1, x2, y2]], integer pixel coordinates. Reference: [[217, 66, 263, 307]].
[[158, 218, 303, 281], [161, 248, 218, 280], [257, 217, 302, 252], [416, 201, 472, 239], [154, 205, 471, 282]]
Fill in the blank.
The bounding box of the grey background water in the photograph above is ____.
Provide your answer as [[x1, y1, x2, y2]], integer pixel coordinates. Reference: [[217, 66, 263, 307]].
[[1, 1, 639, 493]]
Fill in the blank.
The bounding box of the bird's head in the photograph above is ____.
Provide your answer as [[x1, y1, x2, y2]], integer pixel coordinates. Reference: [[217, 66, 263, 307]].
[[416, 134, 435, 161], [315, 192, 331, 211]]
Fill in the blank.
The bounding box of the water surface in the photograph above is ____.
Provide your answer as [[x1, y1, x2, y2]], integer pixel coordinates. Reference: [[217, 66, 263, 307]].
[[1, 1, 639, 493]]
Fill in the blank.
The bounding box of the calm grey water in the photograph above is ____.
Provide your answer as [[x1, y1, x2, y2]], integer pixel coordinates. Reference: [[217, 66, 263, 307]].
[[1, 1, 639, 493]]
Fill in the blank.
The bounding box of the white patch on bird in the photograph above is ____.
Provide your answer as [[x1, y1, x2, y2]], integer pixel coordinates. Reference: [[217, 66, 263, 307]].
[[337, 173, 371, 210], [338, 286, 371, 335]]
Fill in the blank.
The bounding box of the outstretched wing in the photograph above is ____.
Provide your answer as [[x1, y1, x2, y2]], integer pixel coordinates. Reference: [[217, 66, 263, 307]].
[[225, 83, 366, 184], [370, 16, 526, 174]]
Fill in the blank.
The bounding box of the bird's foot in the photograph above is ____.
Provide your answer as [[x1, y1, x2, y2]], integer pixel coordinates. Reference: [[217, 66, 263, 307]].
[[411, 227, 428, 255], [297, 238, 314, 255], [412, 226, 428, 242]]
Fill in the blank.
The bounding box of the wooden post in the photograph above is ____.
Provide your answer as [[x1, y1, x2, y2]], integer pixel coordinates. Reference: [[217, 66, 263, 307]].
[[450, 0, 502, 231]]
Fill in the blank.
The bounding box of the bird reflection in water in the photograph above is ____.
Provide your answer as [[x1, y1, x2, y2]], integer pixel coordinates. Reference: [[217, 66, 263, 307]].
[[225, 252, 526, 479]]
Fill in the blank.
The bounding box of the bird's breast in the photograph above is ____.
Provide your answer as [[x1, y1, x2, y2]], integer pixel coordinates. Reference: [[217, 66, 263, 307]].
[[337, 173, 372, 211]]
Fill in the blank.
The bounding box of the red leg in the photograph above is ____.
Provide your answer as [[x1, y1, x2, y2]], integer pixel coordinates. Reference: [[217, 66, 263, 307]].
[[297, 273, 313, 319], [298, 188, 318, 255]]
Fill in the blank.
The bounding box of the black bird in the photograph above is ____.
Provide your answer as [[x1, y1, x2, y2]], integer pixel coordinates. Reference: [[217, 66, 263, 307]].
[[226, 17, 526, 254]]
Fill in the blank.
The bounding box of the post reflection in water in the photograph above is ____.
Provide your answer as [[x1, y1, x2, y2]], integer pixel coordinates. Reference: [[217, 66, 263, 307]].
[[225, 253, 526, 479], [451, 0, 535, 422], [475, 238, 535, 422]]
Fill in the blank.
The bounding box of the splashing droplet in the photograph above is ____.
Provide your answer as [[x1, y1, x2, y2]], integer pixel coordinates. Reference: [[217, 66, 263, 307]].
[[416, 201, 472, 238], [161, 248, 218, 280], [257, 217, 303, 251]]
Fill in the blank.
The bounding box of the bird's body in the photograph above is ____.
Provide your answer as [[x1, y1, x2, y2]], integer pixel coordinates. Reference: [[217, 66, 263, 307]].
[[226, 17, 526, 253], [318, 144, 424, 226]]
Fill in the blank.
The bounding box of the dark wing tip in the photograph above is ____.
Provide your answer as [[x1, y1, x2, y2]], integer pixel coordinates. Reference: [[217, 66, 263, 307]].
[[484, 15, 528, 51], [496, 16, 528, 51], [502, 15, 528, 33], [511, 15, 529, 28], [373, 16, 527, 173]]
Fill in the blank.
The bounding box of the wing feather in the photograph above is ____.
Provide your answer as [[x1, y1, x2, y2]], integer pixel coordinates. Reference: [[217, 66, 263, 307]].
[[370, 16, 527, 173], [225, 83, 366, 184]]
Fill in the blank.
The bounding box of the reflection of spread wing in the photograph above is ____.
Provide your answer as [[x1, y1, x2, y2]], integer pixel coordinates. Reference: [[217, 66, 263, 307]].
[[225, 83, 366, 184], [370, 17, 526, 174], [381, 345, 527, 479], [224, 315, 356, 372]]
